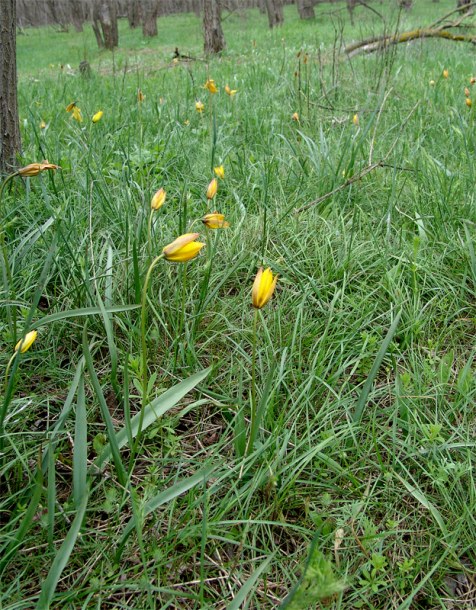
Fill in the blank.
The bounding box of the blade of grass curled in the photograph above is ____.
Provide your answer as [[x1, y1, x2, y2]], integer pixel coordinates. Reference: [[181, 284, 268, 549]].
[[36, 491, 88, 610], [73, 374, 87, 509], [353, 309, 402, 424], [82, 326, 127, 487]]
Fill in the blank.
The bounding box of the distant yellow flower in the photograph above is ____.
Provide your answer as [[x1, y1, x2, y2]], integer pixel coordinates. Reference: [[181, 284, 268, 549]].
[[471, 77, 476, 85], [72, 106, 83, 122], [225, 84, 238, 97], [163, 233, 205, 262], [65, 101, 77, 112], [204, 78, 218, 94], [15, 330, 38, 354], [353, 113, 359, 126], [137, 88, 145, 102], [18, 160, 60, 177], [184, 119, 190, 125], [206, 178, 218, 200], [202, 212, 230, 229], [92, 110, 103, 123], [214, 165, 225, 179], [429, 79, 435, 86], [466, 98, 472, 108], [292, 112, 299, 121], [252, 267, 278, 309], [443, 69, 449, 79], [465, 87, 470, 98], [151, 188, 166, 210], [40, 120, 47, 129], [195, 100, 205, 113]]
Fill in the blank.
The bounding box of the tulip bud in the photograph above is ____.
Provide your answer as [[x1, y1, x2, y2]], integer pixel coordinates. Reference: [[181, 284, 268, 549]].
[[206, 178, 218, 200], [151, 188, 166, 210], [15, 330, 38, 354]]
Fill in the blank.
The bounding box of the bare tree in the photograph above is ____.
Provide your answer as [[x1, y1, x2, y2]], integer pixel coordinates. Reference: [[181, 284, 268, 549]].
[[0, 0, 21, 174], [142, 0, 159, 36], [265, 0, 284, 27], [71, 0, 85, 31], [128, 0, 141, 27], [203, 0, 225, 54], [297, 0, 315, 19], [92, 0, 119, 50]]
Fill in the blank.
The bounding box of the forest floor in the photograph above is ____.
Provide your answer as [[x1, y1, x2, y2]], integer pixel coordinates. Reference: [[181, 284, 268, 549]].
[[1, 1, 476, 608]]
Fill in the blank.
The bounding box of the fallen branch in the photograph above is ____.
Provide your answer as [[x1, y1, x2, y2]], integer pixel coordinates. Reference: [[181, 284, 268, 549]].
[[345, 27, 476, 58]]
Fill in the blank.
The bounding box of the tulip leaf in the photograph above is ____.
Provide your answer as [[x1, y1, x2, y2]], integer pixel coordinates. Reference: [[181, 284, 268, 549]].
[[95, 367, 211, 468], [30, 304, 140, 329]]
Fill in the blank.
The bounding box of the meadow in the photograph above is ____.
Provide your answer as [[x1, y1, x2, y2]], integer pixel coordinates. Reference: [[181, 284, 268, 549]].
[[1, 1, 476, 608]]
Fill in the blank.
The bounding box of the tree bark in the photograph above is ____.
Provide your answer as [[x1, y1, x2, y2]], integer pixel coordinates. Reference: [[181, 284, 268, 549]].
[[203, 0, 226, 54], [92, 0, 119, 50], [71, 0, 85, 31], [142, 0, 159, 36], [297, 0, 315, 19], [347, 0, 356, 24], [265, 0, 284, 27], [128, 0, 141, 27], [0, 0, 21, 174], [457, 0, 471, 13]]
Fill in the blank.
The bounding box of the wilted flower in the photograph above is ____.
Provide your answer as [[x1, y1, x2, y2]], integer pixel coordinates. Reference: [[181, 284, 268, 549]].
[[40, 120, 47, 129], [353, 113, 359, 126], [18, 160, 60, 177], [163, 233, 205, 262], [151, 188, 166, 210], [92, 110, 103, 123], [466, 98, 472, 108], [72, 106, 83, 122], [202, 212, 230, 229], [252, 267, 278, 309], [14, 330, 38, 354], [195, 100, 205, 113], [204, 78, 218, 94], [225, 84, 238, 97], [206, 178, 218, 200], [465, 87, 470, 98], [137, 88, 145, 102], [291, 112, 299, 121], [65, 101, 77, 112], [214, 165, 225, 179], [443, 69, 449, 79]]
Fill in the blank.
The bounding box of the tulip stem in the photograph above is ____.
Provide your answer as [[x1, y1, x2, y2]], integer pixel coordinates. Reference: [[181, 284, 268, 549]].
[[133, 253, 164, 459], [246, 308, 260, 456], [147, 210, 154, 261]]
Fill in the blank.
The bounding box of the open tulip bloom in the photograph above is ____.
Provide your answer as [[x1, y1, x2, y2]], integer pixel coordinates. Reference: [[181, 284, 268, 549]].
[[202, 213, 230, 229], [162, 233, 205, 262]]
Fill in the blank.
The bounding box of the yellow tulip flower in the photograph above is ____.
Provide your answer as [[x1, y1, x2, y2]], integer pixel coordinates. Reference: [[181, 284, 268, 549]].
[[163, 233, 205, 262], [214, 165, 225, 179], [92, 110, 103, 123], [195, 100, 205, 113], [202, 212, 230, 229], [204, 78, 218, 94], [429, 80, 435, 86], [292, 112, 299, 121], [471, 77, 476, 85], [353, 113, 359, 126], [225, 84, 238, 97], [252, 267, 278, 309], [137, 88, 145, 102], [65, 101, 77, 112], [15, 330, 38, 354], [443, 69, 449, 79], [206, 178, 218, 200], [151, 188, 166, 210], [72, 106, 83, 122], [18, 161, 60, 177], [466, 98, 472, 108], [40, 120, 47, 129], [465, 87, 470, 98]]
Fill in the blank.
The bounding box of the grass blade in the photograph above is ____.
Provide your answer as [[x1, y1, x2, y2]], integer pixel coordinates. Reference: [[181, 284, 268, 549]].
[[226, 553, 275, 610], [73, 374, 87, 509]]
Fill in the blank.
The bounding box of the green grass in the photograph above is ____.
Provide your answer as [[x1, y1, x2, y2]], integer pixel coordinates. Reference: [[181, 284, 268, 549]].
[[1, 1, 475, 608]]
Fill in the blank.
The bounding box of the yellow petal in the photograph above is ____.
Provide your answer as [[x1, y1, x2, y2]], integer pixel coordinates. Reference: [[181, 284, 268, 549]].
[[15, 330, 38, 353], [151, 188, 166, 210], [92, 110, 103, 123]]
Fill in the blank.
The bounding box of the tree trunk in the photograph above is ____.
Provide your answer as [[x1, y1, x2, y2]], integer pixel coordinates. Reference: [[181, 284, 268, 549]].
[[265, 0, 284, 27], [0, 0, 21, 174], [258, 0, 267, 13], [128, 0, 141, 27], [142, 0, 159, 36], [71, 0, 85, 31], [203, 0, 226, 54], [92, 0, 119, 50], [347, 0, 356, 24], [398, 0, 413, 8], [297, 0, 315, 19]]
